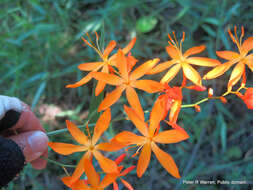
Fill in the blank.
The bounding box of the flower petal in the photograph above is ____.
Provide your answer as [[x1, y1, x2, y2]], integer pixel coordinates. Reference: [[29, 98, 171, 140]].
[[182, 63, 202, 86], [132, 80, 164, 93], [216, 51, 240, 60], [96, 141, 125, 152], [124, 105, 148, 136], [116, 49, 128, 79], [120, 179, 134, 190], [98, 86, 125, 111], [187, 57, 221, 67], [78, 62, 104, 71], [95, 65, 109, 96], [151, 143, 180, 178], [246, 59, 253, 72], [242, 36, 253, 53], [92, 72, 123, 86], [84, 158, 100, 187], [61, 177, 90, 189], [147, 61, 175, 75], [122, 37, 136, 54], [66, 72, 93, 88], [130, 58, 160, 80], [227, 62, 245, 91], [48, 142, 87, 155], [137, 143, 151, 178], [149, 97, 165, 136], [92, 108, 111, 144], [183, 45, 206, 58], [115, 131, 146, 144], [160, 64, 181, 84], [100, 174, 118, 189], [169, 100, 181, 123], [166, 46, 180, 59], [153, 129, 189, 144], [93, 150, 118, 173], [203, 61, 233, 79], [66, 120, 88, 145], [126, 86, 144, 120], [103, 40, 117, 59]]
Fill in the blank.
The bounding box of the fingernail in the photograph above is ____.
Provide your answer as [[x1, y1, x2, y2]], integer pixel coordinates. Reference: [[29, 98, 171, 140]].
[[28, 131, 48, 157]]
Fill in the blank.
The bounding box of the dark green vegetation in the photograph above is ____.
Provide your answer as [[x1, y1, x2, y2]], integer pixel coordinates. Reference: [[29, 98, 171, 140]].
[[1, 0, 253, 189]]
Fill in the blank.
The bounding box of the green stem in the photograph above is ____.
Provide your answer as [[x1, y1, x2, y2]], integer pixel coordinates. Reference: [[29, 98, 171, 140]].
[[41, 156, 76, 168]]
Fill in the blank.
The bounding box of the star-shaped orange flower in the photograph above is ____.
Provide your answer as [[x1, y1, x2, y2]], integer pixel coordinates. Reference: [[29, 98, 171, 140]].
[[114, 101, 189, 178], [48, 109, 120, 184], [149, 32, 220, 86], [67, 34, 136, 96], [203, 26, 253, 91], [92, 49, 164, 120]]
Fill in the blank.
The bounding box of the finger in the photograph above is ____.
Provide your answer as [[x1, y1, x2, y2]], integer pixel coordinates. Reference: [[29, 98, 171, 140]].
[[8, 131, 48, 163], [30, 151, 48, 170], [12, 104, 45, 133]]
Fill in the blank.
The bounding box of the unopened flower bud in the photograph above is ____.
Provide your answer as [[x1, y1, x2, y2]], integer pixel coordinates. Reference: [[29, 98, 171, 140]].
[[194, 105, 201, 112], [208, 88, 213, 97], [220, 97, 227, 104], [241, 88, 253, 109]]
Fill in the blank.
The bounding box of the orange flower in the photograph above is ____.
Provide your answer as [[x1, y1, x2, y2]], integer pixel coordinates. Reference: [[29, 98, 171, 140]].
[[114, 101, 189, 178], [48, 109, 120, 184], [92, 49, 164, 120], [67, 33, 136, 96], [62, 159, 117, 190], [237, 87, 253, 109], [149, 32, 220, 86], [204, 26, 253, 91], [111, 153, 135, 190]]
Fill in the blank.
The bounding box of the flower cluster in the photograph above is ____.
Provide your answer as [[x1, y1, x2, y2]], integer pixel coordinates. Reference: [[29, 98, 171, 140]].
[[48, 27, 253, 189]]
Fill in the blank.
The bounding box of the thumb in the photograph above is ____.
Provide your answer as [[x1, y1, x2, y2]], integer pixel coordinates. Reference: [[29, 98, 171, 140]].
[[9, 131, 48, 163]]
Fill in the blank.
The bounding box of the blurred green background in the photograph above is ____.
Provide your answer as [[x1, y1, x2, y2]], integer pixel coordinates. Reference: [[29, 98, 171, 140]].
[[1, 0, 253, 189]]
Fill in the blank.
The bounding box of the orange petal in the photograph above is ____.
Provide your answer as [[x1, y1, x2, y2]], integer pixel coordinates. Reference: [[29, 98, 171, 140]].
[[160, 64, 181, 84], [92, 108, 111, 144], [92, 72, 123, 86], [165, 46, 180, 59], [125, 87, 144, 120], [130, 58, 160, 80], [103, 40, 117, 59], [133, 80, 164, 93], [242, 36, 253, 53], [147, 61, 175, 75], [227, 62, 245, 91], [100, 174, 118, 189], [246, 59, 253, 72], [116, 49, 128, 79], [98, 86, 125, 111], [124, 105, 148, 136], [48, 142, 87, 155], [137, 143, 151, 178], [187, 57, 221, 67], [96, 141, 125, 152], [71, 153, 90, 184], [120, 179, 134, 190], [151, 142, 180, 178], [93, 150, 118, 173], [66, 72, 93, 88], [203, 61, 233, 79], [95, 65, 109, 96], [78, 62, 104, 71], [84, 158, 100, 187], [66, 120, 88, 145], [169, 100, 181, 123], [61, 177, 90, 189], [122, 37, 136, 54], [182, 63, 202, 86], [216, 50, 240, 60], [183, 45, 206, 58], [114, 131, 146, 144], [149, 97, 164, 136], [153, 129, 189, 144]]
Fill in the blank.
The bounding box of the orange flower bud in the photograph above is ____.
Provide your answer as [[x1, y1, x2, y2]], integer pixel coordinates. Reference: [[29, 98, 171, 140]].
[[208, 88, 213, 97], [194, 105, 201, 112], [220, 97, 227, 104], [186, 85, 206, 91]]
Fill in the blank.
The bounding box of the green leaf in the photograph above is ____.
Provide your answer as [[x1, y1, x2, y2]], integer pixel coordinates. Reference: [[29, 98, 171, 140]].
[[136, 16, 157, 33]]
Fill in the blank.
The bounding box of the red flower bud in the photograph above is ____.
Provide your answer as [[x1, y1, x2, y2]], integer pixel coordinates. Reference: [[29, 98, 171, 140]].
[[241, 88, 253, 109], [194, 105, 201, 112], [220, 97, 227, 104]]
